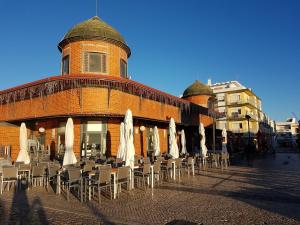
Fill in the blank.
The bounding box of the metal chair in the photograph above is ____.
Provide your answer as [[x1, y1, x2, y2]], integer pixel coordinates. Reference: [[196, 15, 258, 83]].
[[66, 168, 83, 202], [31, 165, 46, 187], [117, 166, 130, 198], [47, 164, 60, 192], [161, 159, 173, 181], [153, 161, 162, 185], [134, 163, 151, 189], [86, 167, 112, 204], [1, 167, 19, 194]]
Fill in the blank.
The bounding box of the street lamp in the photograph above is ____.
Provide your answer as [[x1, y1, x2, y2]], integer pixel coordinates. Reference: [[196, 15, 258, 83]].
[[245, 114, 251, 144]]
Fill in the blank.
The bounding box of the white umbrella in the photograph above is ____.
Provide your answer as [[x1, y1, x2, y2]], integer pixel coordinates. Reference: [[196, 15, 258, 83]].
[[153, 126, 160, 157], [169, 118, 179, 159], [199, 123, 208, 157], [124, 109, 135, 168], [117, 122, 126, 161], [16, 122, 30, 164], [222, 127, 228, 153], [63, 118, 77, 166], [181, 129, 187, 155]]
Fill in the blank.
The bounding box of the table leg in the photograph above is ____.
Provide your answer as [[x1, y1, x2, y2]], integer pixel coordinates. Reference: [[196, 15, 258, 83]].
[[173, 162, 176, 181], [151, 166, 154, 188], [192, 159, 195, 176], [88, 174, 92, 201], [113, 173, 117, 199], [56, 171, 61, 195]]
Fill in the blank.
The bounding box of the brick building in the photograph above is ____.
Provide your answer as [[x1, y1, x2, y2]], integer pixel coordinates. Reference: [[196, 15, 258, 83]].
[[0, 16, 214, 161]]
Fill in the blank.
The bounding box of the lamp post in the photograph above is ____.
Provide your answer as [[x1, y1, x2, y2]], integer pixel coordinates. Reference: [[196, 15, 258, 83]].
[[245, 114, 251, 144]]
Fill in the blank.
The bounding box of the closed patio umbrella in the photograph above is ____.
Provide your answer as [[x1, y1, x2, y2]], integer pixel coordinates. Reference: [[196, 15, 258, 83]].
[[199, 123, 208, 157], [124, 109, 135, 168], [169, 118, 179, 159], [63, 118, 77, 166], [153, 126, 160, 157], [117, 122, 126, 161], [181, 129, 187, 155], [16, 122, 30, 164], [222, 128, 228, 153]]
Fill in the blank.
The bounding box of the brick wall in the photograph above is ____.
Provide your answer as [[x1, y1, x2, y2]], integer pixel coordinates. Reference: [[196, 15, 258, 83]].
[[62, 40, 128, 77]]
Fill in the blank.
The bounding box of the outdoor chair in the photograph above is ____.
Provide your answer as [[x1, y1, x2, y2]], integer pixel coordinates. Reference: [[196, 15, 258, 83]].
[[1, 167, 19, 194], [186, 157, 194, 176], [221, 152, 230, 169], [31, 165, 46, 187], [161, 159, 173, 181], [207, 153, 219, 168], [47, 164, 60, 192], [66, 168, 83, 202], [117, 166, 130, 198], [134, 163, 151, 189], [153, 161, 162, 186], [175, 158, 184, 181], [18, 164, 31, 187], [85, 167, 112, 204]]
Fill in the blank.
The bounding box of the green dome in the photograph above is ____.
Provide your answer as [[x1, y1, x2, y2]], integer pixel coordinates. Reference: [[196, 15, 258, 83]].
[[58, 16, 131, 57], [182, 80, 214, 97]]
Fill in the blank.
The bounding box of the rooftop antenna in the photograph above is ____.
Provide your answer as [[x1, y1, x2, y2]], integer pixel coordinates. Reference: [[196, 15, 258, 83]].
[[96, 0, 99, 17]]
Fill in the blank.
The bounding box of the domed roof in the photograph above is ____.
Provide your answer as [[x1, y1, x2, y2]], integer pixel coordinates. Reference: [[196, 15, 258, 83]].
[[182, 80, 214, 97], [58, 16, 131, 57]]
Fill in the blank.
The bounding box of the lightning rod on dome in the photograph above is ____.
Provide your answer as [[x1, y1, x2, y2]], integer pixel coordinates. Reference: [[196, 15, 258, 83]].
[[96, 0, 99, 17]]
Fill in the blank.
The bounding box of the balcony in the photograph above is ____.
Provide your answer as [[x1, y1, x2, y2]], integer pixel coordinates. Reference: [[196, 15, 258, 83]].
[[228, 113, 258, 121], [227, 99, 257, 108]]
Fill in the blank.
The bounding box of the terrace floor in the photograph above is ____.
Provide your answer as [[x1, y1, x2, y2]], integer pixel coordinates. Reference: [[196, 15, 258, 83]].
[[1, 152, 300, 225]]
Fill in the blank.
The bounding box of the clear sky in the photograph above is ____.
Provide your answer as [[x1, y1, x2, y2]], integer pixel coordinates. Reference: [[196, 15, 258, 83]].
[[0, 0, 299, 121]]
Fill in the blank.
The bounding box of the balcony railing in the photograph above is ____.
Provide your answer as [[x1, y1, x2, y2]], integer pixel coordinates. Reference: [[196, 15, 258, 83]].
[[227, 99, 257, 107]]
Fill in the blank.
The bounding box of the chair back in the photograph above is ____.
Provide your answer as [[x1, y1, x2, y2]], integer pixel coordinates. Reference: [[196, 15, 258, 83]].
[[86, 160, 95, 167], [117, 166, 130, 181], [143, 163, 151, 174], [19, 164, 31, 170], [83, 164, 93, 173], [32, 165, 45, 177], [153, 161, 160, 173], [115, 158, 123, 164], [2, 167, 18, 179], [97, 164, 111, 170], [38, 162, 49, 168], [99, 167, 112, 184], [144, 158, 151, 164], [14, 161, 24, 168], [48, 165, 60, 178], [187, 157, 193, 165], [167, 159, 173, 168], [175, 158, 182, 168], [67, 168, 81, 183]]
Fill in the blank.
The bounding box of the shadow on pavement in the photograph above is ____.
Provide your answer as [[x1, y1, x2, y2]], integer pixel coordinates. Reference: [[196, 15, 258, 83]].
[[7, 187, 48, 225], [159, 153, 300, 222]]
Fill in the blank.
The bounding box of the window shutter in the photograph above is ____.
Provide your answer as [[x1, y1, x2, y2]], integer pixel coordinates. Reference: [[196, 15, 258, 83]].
[[101, 54, 107, 73], [84, 52, 89, 72]]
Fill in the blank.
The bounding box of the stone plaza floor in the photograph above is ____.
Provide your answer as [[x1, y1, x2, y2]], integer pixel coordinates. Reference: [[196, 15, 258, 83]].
[[0, 152, 300, 225]]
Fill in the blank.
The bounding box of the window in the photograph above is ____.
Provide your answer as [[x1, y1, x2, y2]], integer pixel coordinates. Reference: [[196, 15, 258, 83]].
[[62, 55, 70, 75], [239, 123, 243, 129], [120, 59, 127, 78], [83, 52, 107, 73], [80, 121, 107, 158], [238, 109, 242, 114]]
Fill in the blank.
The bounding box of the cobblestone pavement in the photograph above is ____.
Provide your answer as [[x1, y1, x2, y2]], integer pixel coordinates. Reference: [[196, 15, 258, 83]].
[[1, 153, 300, 225]]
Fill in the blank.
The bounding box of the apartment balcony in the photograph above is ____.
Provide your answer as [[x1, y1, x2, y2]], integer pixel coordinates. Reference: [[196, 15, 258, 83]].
[[227, 99, 257, 108], [228, 113, 258, 121]]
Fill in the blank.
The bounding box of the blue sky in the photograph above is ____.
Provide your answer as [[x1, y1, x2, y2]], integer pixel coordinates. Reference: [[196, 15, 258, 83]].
[[0, 0, 299, 121]]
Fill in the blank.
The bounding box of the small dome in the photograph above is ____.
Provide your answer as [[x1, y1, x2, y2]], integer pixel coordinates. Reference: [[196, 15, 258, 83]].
[[58, 16, 131, 57], [182, 80, 214, 97]]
